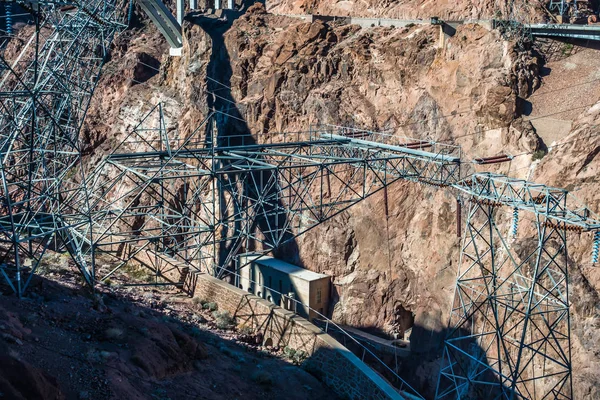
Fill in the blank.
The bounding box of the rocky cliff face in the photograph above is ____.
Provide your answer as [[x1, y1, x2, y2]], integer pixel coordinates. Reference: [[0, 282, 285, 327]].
[[266, 0, 546, 22], [85, 3, 599, 397], [160, 3, 543, 335], [533, 103, 600, 399]]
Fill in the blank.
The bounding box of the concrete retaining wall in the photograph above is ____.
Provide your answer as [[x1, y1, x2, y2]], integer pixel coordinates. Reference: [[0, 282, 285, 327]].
[[349, 18, 426, 28], [123, 248, 404, 399], [194, 272, 404, 400]]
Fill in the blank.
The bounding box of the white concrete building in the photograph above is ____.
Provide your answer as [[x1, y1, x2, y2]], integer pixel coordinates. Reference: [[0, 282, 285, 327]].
[[238, 254, 331, 320]]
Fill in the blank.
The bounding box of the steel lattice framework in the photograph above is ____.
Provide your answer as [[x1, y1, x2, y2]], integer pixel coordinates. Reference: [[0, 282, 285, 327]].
[[548, 0, 587, 19], [436, 174, 600, 399], [77, 105, 461, 286], [493, 0, 533, 46], [0, 3, 598, 399], [79, 104, 600, 400], [0, 1, 125, 296], [79, 105, 600, 400]]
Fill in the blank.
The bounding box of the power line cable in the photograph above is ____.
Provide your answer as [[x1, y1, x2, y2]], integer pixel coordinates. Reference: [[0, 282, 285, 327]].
[[203, 76, 600, 147], [128, 72, 600, 169]]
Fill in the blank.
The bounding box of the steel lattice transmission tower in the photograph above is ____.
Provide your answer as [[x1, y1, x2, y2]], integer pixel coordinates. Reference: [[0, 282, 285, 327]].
[[494, 0, 532, 46], [0, 4, 599, 399], [548, 0, 587, 21], [78, 105, 462, 288], [436, 174, 600, 400], [0, 1, 126, 296]]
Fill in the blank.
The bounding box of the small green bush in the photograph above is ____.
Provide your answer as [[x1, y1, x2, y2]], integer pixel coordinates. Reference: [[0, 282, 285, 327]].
[[283, 346, 308, 365], [203, 302, 218, 311], [122, 262, 153, 282], [562, 43, 574, 56], [532, 149, 547, 161], [283, 346, 296, 359], [292, 350, 308, 365], [212, 310, 235, 330], [192, 297, 209, 308], [237, 323, 254, 335]]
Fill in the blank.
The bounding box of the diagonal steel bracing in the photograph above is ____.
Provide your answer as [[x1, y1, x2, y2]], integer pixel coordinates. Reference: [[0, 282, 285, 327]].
[[436, 174, 600, 400], [70, 106, 599, 400], [0, 3, 598, 398], [79, 107, 462, 285], [0, 0, 126, 296]]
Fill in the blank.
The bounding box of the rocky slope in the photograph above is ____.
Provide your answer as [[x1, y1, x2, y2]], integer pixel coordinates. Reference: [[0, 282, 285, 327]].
[[78, 2, 600, 398], [0, 267, 338, 400], [266, 0, 546, 22], [533, 101, 600, 399]]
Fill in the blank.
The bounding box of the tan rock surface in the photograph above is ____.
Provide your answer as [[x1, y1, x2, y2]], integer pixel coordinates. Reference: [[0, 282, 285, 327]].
[[81, 4, 599, 397], [533, 101, 600, 399], [266, 0, 546, 22]]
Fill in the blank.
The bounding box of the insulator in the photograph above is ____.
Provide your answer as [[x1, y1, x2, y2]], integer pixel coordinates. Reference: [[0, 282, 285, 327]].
[[592, 231, 600, 265], [128, 0, 135, 27], [511, 208, 519, 237], [5, 4, 12, 35]]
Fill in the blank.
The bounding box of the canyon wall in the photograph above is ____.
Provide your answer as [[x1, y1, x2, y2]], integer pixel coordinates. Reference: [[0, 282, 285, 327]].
[[84, 3, 600, 397], [265, 0, 546, 22]]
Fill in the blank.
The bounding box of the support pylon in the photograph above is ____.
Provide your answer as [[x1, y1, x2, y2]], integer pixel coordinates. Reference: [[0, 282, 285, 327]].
[[436, 195, 572, 399], [0, 1, 125, 296]]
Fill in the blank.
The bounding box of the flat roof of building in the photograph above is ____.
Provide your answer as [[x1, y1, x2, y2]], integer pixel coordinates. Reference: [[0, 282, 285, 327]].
[[242, 255, 330, 282]]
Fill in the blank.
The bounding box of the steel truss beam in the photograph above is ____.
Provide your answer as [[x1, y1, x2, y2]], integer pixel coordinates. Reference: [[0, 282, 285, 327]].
[[78, 106, 462, 285], [455, 173, 600, 231], [548, 1, 583, 18], [71, 105, 599, 400], [436, 174, 600, 400], [0, 1, 125, 296], [492, 0, 533, 46], [0, 4, 597, 397]]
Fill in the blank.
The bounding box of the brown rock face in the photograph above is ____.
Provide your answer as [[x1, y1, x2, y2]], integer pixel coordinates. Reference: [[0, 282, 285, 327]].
[[0, 352, 64, 400], [83, 4, 600, 397], [505, 118, 543, 153], [93, 0, 534, 335], [0, 307, 64, 400], [533, 102, 600, 399], [0, 306, 63, 400], [265, 0, 546, 22], [130, 319, 208, 379]]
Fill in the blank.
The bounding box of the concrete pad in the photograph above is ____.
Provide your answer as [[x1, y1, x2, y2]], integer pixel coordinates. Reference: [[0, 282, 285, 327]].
[[528, 117, 572, 145], [170, 47, 183, 57]]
